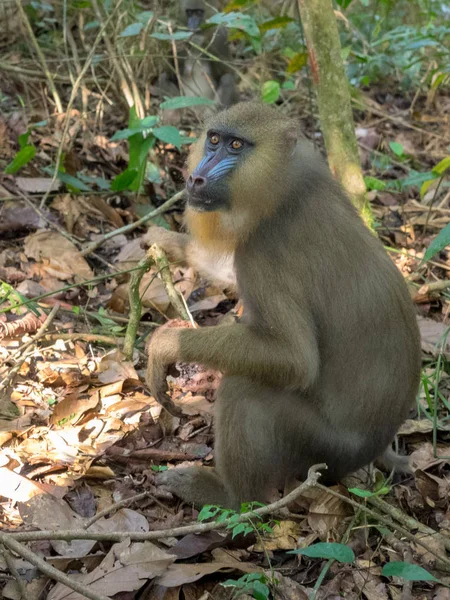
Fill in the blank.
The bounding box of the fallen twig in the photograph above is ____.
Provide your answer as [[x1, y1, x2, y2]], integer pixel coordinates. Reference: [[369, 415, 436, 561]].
[[8, 464, 326, 542], [81, 190, 184, 257], [148, 244, 191, 322], [367, 494, 450, 552], [316, 483, 450, 573], [0, 531, 110, 600], [84, 491, 151, 529], [123, 252, 153, 360], [1, 545, 27, 600]]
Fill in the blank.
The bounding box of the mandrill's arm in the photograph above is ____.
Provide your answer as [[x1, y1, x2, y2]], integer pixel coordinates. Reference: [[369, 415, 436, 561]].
[[146, 320, 319, 412]]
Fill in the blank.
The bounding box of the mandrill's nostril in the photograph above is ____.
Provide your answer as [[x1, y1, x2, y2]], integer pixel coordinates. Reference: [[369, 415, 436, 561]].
[[187, 175, 206, 192]]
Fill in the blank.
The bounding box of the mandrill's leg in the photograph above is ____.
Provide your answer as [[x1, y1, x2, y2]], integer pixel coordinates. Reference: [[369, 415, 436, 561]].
[[156, 376, 320, 509]]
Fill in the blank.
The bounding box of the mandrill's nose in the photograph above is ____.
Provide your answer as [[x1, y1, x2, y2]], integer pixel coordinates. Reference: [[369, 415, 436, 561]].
[[186, 174, 207, 193]]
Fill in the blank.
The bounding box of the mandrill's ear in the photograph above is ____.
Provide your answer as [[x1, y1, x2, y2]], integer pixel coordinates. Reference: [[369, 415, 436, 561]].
[[285, 126, 299, 155]]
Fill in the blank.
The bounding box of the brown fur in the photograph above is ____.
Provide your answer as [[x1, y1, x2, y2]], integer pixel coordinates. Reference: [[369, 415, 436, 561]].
[[147, 102, 421, 509]]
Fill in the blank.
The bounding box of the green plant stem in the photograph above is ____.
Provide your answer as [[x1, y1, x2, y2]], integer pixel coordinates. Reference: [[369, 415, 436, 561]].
[[123, 253, 153, 360]]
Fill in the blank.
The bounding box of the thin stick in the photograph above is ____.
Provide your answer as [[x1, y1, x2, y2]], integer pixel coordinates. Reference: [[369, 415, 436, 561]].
[[8, 464, 326, 542], [123, 253, 153, 360], [316, 483, 450, 573], [38, 2, 122, 209], [84, 491, 151, 529], [1, 545, 27, 600], [14, 0, 63, 113], [0, 532, 110, 600], [81, 191, 184, 257], [148, 244, 191, 321]]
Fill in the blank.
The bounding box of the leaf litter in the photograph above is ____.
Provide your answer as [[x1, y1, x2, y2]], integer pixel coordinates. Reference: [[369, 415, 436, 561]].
[[1, 24, 450, 600]]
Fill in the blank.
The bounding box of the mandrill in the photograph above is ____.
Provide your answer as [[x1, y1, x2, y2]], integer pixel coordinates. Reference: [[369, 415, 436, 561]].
[[146, 101, 421, 509]]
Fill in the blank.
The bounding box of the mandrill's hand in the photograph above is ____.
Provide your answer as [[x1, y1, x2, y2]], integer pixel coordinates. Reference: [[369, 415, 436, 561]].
[[145, 320, 190, 417]]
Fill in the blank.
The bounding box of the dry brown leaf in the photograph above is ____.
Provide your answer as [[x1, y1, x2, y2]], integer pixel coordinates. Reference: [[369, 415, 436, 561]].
[[50, 390, 99, 426], [172, 531, 228, 560], [0, 201, 46, 233], [417, 316, 450, 359], [90, 196, 124, 228], [398, 419, 450, 435], [2, 577, 49, 600], [173, 395, 215, 417], [155, 560, 261, 587], [97, 351, 140, 384], [24, 231, 94, 281], [18, 492, 97, 557], [48, 539, 176, 600], [51, 195, 82, 234], [16, 177, 61, 194], [0, 466, 67, 502], [93, 508, 150, 535], [270, 572, 309, 600], [253, 520, 303, 551], [307, 485, 352, 538], [410, 442, 450, 471], [353, 570, 389, 600]]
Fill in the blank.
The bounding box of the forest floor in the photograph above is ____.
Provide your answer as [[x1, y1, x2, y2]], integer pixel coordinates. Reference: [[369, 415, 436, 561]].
[[1, 17, 450, 600]]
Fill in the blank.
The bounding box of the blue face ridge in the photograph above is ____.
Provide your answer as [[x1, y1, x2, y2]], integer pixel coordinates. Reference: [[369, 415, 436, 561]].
[[208, 156, 239, 181]]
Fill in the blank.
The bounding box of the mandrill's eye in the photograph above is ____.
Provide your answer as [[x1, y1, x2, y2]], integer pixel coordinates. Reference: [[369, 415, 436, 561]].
[[231, 139, 243, 150], [210, 134, 220, 145]]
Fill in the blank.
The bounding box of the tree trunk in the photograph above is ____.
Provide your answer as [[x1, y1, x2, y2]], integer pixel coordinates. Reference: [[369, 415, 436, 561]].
[[296, 0, 372, 226]]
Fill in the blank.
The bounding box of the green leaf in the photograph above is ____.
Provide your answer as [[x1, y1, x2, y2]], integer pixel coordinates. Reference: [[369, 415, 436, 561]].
[[286, 52, 308, 74], [420, 178, 436, 198], [120, 22, 143, 37], [57, 172, 91, 191], [222, 578, 240, 588], [423, 222, 450, 263], [207, 12, 260, 38], [153, 126, 181, 148], [400, 170, 436, 190], [151, 31, 192, 41], [261, 80, 280, 104], [197, 505, 220, 521], [382, 561, 438, 582], [282, 80, 295, 90], [259, 16, 294, 33], [289, 542, 355, 563], [137, 10, 154, 24], [231, 523, 248, 538], [150, 465, 168, 472], [389, 141, 404, 157], [18, 130, 32, 148], [349, 487, 376, 498], [432, 156, 450, 176], [252, 580, 270, 600], [4, 145, 36, 174], [160, 96, 215, 110], [110, 168, 138, 191], [111, 116, 158, 141], [364, 176, 387, 191]]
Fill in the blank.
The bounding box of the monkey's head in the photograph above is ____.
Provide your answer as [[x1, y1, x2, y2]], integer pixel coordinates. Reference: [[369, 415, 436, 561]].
[[181, 0, 211, 30], [185, 102, 299, 240]]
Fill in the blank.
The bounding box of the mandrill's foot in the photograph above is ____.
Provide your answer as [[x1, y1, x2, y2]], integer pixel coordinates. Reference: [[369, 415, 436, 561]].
[[156, 466, 235, 509]]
